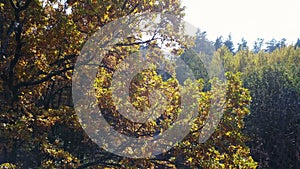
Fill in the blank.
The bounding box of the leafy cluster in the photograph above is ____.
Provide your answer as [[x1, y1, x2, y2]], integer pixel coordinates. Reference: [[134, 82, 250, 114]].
[[0, 0, 259, 168]]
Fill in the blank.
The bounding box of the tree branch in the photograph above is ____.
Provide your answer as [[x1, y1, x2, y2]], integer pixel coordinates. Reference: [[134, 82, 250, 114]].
[[50, 54, 77, 66], [6, 0, 32, 102], [16, 66, 74, 88], [115, 33, 160, 47], [127, 3, 139, 15], [77, 161, 122, 169], [19, 0, 32, 12], [8, 0, 17, 11], [77, 153, 123, 169], [121, 0, 128, 11]]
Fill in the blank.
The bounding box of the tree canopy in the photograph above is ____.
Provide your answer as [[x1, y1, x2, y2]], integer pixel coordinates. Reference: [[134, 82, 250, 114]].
[[1, 0, 298, 169]]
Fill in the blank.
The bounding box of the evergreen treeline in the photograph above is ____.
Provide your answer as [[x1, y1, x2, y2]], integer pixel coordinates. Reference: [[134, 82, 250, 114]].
[[185, 29, 300, 169]]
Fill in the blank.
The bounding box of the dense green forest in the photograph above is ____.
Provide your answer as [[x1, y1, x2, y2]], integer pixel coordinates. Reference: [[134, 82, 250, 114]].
[[184, 30, 300, 169], [0, 0, 299, 168]]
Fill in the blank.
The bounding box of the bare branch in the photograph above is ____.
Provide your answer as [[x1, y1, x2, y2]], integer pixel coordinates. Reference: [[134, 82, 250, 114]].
[[115, 35, 161, 47]]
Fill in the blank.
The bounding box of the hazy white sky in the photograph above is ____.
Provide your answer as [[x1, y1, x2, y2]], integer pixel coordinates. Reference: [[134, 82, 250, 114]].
[[182, 0, 300, 47]]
